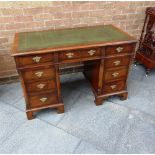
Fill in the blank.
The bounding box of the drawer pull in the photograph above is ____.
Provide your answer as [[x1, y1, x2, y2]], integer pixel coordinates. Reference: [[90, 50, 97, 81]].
[[110, 85, 117, 89], [37, 83, 45, 89], [113, 60, 121, 66], [40, 97, 47, 103], [35, 71, 43, 77], [116, 47, 123, 53], [32, 56, 42, 63], [66, 52, 74, 58], [88, 50, 96, 56], [112, 72, 119, 77]]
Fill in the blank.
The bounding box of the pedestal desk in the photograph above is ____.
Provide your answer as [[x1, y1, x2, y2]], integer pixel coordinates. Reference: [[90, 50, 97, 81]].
[[12, 25, 137, 120]]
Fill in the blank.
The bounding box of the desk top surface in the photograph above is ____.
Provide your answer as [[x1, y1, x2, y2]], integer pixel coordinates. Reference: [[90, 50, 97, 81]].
[[13, 25, 136, 56]]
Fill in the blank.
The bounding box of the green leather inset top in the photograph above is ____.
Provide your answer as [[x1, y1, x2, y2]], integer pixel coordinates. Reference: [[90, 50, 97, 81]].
[[17, 25, 133, 52]]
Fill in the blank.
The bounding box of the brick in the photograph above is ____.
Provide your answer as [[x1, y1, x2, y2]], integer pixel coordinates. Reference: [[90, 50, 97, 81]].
[[0, 38, 8, 44], [52, 1, 70, 6], [14, 16, 33, 22], [53, 12, 71, 19], [71, 18, 81, 25], [0, 54, 15, 67], [43, 6, 63, 13], [68, 3, 81, 12], [45, 20, 65, 27], [114, 2, 129, 8], [126, 24, 139, 30], [0, 30, 15, 38], [23, 7, 43, 15], [79, 3, 91, 11], [89, 10, 105, 17], [1, 8, 23, 16], [122, 8, 136, 14], [72, 11, 90, 18], [46, 18, 81, 28], [0, 17, 15, 23], [134, 19, 145, 24], [24, 21, 45, 28], [34, 14, 53, 21], [5, 23, 25, 30], [9, 1, 53, 8], [80, 17, 97, 24], [0, 24, 6, 30], [87, 3, 98, 10], [96, 2, 114, 10], [112, 15, 127, 20]]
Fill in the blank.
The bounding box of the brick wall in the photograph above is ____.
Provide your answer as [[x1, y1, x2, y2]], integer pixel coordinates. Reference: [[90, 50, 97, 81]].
[[0, 1, 154, 79]]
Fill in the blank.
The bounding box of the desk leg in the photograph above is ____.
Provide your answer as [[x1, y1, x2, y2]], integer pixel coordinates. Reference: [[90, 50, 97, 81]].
[[95, 97, 105, 106], [119, 92, 128, 100], [26, 111, 33, 120], [57, 105, 64, 113]]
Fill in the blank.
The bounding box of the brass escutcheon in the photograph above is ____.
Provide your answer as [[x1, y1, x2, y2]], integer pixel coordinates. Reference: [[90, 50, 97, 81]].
[[37, 83, 45, 89], [113, 60, 121, 66], [110, 85, 117, 89], [116, 47, 123, 53], [35, 71, 43, 77], [40, 97, 47, 103], [88, 50, 96, 56], [66, 52, 74, 58], [32, 56, 42, 63], [112, 72, 119, 77]]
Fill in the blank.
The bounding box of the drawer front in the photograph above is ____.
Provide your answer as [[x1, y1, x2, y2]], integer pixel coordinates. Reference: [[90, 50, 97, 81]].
[[22, 67, 55, 82], [59, 48, 100, 62], [105, 56, 130, 68], [105, 44, 134, 56], [105, 67, 128, 81], [29, 93, 58, 108], [103, 80, 125, 94], [17, 53, 54, 67], [26, 80, 56, 93]]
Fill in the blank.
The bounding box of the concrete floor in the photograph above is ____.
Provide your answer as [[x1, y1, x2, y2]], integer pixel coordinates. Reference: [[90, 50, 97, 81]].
[[0, 64, 155, 153]]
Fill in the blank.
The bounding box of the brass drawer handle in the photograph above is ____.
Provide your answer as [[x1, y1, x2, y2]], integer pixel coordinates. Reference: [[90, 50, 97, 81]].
[[32, 56, 42, 63], [113, 60, 121, 66], [116, 47, 123, 53], [110, 85, 117, 89], [66, 52, 74, 58], [88, 50, 96, 56], [37, 83, 45, 89], [40, 97, 47, 103], [112, 72, 119, 77], [35, 71, 43, 77]]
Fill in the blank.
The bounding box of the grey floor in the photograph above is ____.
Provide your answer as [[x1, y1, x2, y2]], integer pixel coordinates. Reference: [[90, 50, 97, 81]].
[[0, 64, 155, 154]]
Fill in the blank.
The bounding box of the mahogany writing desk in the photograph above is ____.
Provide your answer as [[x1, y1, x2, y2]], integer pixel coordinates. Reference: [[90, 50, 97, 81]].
[[12, 25, 137, 120]]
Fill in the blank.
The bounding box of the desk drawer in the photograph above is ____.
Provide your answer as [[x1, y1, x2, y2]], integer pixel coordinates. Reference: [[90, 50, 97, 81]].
[[105, 56, 130, 68], [103, 80, 125, 94], [26, 79, 56, 93], [105, 44, 134, 56], [29, 93, 58, 108], [104, 67, 128, 81], [22, 66, 55, 82], [59, 48, 100, 62], [17, 53, 54, 67]]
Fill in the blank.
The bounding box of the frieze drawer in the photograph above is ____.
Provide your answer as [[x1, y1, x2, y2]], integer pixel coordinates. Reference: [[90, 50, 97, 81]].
[[59, 48, 101, 62], [17, 53, 54, 67], [105, 44, 134, 56]]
